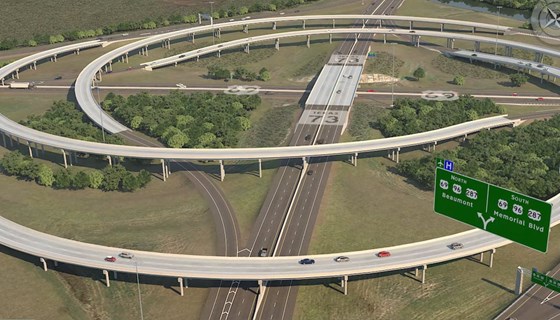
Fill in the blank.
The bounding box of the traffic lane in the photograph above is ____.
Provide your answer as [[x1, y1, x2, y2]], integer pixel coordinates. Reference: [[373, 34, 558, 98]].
[[257, 125, 342, 320], [206, 121, 320, 319], [496, 264, 560, 320]]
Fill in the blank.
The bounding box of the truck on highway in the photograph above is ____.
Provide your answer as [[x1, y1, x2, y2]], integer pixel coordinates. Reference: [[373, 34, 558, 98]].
[[9, 82, 34, 89]]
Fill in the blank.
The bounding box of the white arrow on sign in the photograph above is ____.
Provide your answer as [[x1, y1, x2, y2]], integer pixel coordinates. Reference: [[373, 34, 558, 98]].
[[477, 212, 495, 230]]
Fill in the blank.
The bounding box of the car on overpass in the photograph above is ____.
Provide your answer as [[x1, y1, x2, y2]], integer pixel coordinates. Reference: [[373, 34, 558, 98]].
[[377, 251, 391, 258], [334, 256, 350, 262], [449, 242, 464, 250], [299, 258, 315, 265], [119, 252, 134, 259], [104, 256, 117, 262]]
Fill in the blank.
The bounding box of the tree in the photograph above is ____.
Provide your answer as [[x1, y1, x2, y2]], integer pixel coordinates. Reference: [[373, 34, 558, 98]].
[[88, 170, 104, 189], [453, 75, 465, 86], [121, 173, 140, 192], [413, 67, 425, 80], [54, 169, 73, 189], [268, 3, 277, 11], [258, 67, 271, 81], [167, 132, 189, 148], [36, 164, 55, 187], [131, 115, 143, 129], [510, 73, 529, 87], [1, 151, 25, 175], [137, 169, 152, 188], [102, 165, 127, 191], [237, 116, 251, 130], [27, 39, 37, 47], [239, 6, 249, 14], [73, 171, 90, 189]]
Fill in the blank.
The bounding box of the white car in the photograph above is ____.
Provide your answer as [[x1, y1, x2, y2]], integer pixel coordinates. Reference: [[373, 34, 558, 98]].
[[119, 252, 134, 259]]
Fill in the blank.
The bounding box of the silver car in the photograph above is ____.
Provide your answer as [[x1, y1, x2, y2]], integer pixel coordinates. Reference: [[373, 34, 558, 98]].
[[119, 252, 134, 259], [334, 256, 350, 262], [449, 242, 463, 250]]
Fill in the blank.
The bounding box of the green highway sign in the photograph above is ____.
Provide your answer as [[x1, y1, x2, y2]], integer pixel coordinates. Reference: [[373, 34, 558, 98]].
[[531, 269, 560, 293], [434, 167, 552, 252]]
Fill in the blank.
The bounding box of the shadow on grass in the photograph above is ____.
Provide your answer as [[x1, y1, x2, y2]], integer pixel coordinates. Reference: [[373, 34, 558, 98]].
[[481, 278, 515, 294]]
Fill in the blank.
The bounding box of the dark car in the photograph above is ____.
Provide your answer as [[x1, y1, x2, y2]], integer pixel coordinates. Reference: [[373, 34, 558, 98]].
[[304, 134, 311, 141], [104, 256, 117, 262], [377, 251, 391, 258], [317, 138, 325, 144], [259, 248, 268, 257], [179, 54, 186, 58], [334, 256, 350, 262], [54, 76, 62, 80], [449, 242, 464, 250], [307, 170, 314, 176], [299, 258, 315, 265]]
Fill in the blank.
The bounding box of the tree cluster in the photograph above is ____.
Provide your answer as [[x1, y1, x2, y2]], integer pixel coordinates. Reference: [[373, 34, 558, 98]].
[[0, 0, 319, 51], [104, 91, 260, 148], [0, 151, 151, 192], [396, 115, 560, 199], [208, 66, 271, 82], [376, 96, 504, 137], [510, 73, 529, 87], [20, 100, 123, 145]]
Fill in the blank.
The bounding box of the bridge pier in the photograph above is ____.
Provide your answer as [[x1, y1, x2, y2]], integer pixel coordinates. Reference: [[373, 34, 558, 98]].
[[103, 270, 110, 287], [245, 43, 250, 53], [409, 21, 413, 30], [178, 277, 186, 296], [243, 24, 249, 33], [214, 28, 221, 38], [272, 21, 277, 30], [27, 142, 33, 158], [61, 149, 68, 168], [505, 46, 513, 57], [535, 51, 544, 63], [302, 20, 306, 29], [302, 157, 308, 172], [341, 275, 349, 295], [474, 41, 480, 52], [217, 50, 221, 58], [107, 155, 112, 167], [191, 33, 195, 43], [446, 38, 455, 49], [32, 61, 37, 70], [440, 23, 444, 32], [420, 264, 427, 283], [332, 19, 336, 28], [515, 266, 526, 295], [1, 77, 4, 85], [351, 152, 358, 166], [275, 38, 280, 50], [219, 160, 225, 181], [75, 48, 80, 55], [362, 19, 366, 28], [383, 34, 386, 44], [410, 35, 420, 47], [489, 248, 496, 268], [39, 257, 48, 271], [307, 35, 311, 48], [258, 159, 262, 178], [329, 33, 333, 44], [161, 159, 166, 181], [41, 144, 45, 157], [472, 26, 476, 33], [15, 68, 19, 79]]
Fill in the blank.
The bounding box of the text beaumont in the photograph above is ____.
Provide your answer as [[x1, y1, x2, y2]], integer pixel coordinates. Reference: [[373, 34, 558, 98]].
[[442, 192, 473, 207]]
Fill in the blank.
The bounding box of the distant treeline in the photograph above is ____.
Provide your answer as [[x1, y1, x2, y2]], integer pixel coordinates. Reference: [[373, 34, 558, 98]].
[[0, 0, 319, 51]]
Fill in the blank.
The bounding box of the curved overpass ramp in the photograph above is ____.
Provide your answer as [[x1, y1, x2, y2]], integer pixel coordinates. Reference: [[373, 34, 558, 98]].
[[0, 194, 557, 280]]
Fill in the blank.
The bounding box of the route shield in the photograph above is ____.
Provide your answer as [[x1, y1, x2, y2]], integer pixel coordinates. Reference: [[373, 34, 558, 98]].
[[434, 168, 552, 252]]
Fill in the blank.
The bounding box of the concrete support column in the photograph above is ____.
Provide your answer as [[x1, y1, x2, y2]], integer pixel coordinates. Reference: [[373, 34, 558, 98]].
[[383, 33, 387, 44], [391, 150, 395, 161], [462, 133, 467, 142], [362, 19, 366, 28], [472, 26, 476, 33], [246, 43, 251, 53], [446, 38, 455, 49], [396, 147, 400, 163], [9, 134, 14, 147], [1, 132, 5, 147], [15, 68, 19, 79], [479, 252, 484, 262], [165, 161, 170, 179], [421, 264, 427, 284], [109, 61, 113, 71], [103, 270, 110, 287], [217, 50, 221, 58], [416, 36, 421, 47], [332, 19, 336, 28], [219, 160, 225, 182], [440, 23, 444, 32], [61, 149, 68, 168], [505, 46, 513, 57], [329, 33, 333, 44], [535, 51, 544, 63], [515, 267, 524, 295], [275, 38, 280, 50], [107, 155, 112, 167], [73, 151, 78, 164], [144, 46, 148, 56], [379, 20, 382, 28], [76, 48, 80, 55], [54, 261, 58, 267], [258, 279, 264, 292], [474, 41, 480, 52], [489, 249, 496, 268], [272, 21, 277, 30], [68, 151, 73, 167], [1, 77, 4, 85], [415, 267, 419, 277], [409, 21, 413, 30], [54, 54, 57, 62], [243, 24, 248, 33], [178, 277, 185, 296], [215, 28, 221, 38], [302, 157, 308, 172], [302, 20, 306, 29], [355, 33, 359, 42], [258, 159, 262, 178], [307, 35, 311, 48], [27, 142, 33, 158], [191, 33, 195, 43], [97, 70, 102, 81], [33, 61, 37, 70], [342, 275, 348, 295], [353, 152, 358, 166], [125, 53, 129, 63], [433, 141, 437, 152], [161, 159, 166, 182], [40, 258, 48, 271]]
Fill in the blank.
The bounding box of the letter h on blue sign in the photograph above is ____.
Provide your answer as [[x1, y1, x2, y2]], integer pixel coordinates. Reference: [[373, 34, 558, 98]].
[[444, 160, 454, 172]]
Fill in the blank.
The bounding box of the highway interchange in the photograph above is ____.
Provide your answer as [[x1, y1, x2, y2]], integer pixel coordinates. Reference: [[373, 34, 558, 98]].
[[1, 4, 560, 320]]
